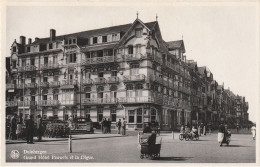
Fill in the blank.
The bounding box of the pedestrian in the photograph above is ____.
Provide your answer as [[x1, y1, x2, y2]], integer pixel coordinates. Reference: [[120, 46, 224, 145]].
[[180, 125, 184, 134], [103, 118, 107, 134], [16, 122, 22, 139], [218, 123, 225, 146], [251, 125, 256, 140], [36, 115, 43, 142], [68, 115, 74, 133], [236, 124, 239, 133], [198, 125, 201, 136], [203, 125, 206, 136], [107, 118, 111, 133], [101, 118, 104, 134], [122, 118, 126, 135], [10, 114, 17, 140], [117, 119, 122, 134], [26, 115, 35, 144]]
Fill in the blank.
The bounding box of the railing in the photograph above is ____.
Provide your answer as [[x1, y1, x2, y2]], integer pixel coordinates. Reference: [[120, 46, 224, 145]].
[[82, 79, 93, 85], [40, 82, 49, 87], [16, 84, 25, 89], [61, 80, 78, 86], [82, 98, 117, 104], [11, 68, 17, 73], [118, 96, 154, 103], [94, 77, 106, 84], [153, 55, 162, 64], [40, 63, 59, 70], [124, 54, 142, 61], [18, 65, 37, 72], [6, 84, 15, 89], [18, 101, 37, 107], [49, 81, 60, 87], [6, 101, 18, 107], [38, 100, 60, 106], [165, 61, 179, 73], [107, 76, 119, 83], [123, 74, 145, 82], [25, 83, 37, 88], [82, 56, 114, 65], [149, 75, 163, 84], [60, 100, 77, 105]]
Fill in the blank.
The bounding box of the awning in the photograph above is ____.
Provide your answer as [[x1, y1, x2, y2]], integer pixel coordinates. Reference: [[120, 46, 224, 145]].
[[82, 43, 116, 52]]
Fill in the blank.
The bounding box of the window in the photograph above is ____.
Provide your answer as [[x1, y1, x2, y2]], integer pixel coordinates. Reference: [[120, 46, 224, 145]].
[[49, 43, 53, 50], [44, 57, 48, 64], [93, 37, 98, 44], [85, 109, 90, 120], [69, 53, 77, 63], [43, 77, 48, 82], [27, 46, 31, 52], [136, 44, 141, 54], [151, 109, 157, 122], [130, 64, 139, 75], [111, 108, 116, 122], [85, 93, 90, 98], [136, 84, 143, 97], [97, 108, 103, 122], [31, 78, 36, 83], [13, 61, 17, 68], [72, 38, 76, 44], [128, 45, 133, 54], [102, 36, 107, 43], [98, 72, 103, 78], [128, 110, 135, 123], [135, 28, 142, 38], [86, 52, 91, 58], [31, 96, 35, 101], [53, 55, 58, 64], [13, 47, 16, 52], [30, 59, 35, 66], [112, 34, 117, 41], [112, 71, 117, 77], [137, 108, 142, 123]]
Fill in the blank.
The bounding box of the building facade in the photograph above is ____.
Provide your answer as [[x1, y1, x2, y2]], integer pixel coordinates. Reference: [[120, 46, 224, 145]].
[[6, 18, 249, 130]]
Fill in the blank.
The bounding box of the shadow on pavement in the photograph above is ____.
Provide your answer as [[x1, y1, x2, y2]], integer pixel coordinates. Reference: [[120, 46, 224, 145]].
[[157, 156, 192, 161], [222, 145, 248, 147]]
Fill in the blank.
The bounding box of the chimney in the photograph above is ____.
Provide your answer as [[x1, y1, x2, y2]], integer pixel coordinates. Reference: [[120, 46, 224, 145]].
[[20, 36, 26, 45], [28, 38, 32, 44], [35, 37, 39, 42], [50, 29, 56, 41]]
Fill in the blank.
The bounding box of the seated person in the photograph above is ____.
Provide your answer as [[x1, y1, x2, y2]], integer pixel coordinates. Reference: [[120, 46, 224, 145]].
[[147, 131, 157, 146], [180, 125, 185, 134], [191, 126, 198, 136], [184, 126, 191, 134], [143, 124, 152, 133]]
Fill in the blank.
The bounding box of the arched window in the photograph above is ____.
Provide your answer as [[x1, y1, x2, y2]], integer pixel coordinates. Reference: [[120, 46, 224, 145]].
[[97, 86, 104, 92]]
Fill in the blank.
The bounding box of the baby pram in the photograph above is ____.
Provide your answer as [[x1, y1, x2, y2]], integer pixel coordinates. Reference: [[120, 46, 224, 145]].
[[139, 133, 161, 160]]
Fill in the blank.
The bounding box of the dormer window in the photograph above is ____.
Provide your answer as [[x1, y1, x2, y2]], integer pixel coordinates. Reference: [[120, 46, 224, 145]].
[[72, 38, 76, 44], [49, 43, 53, 50], [102, 36, 107, 43], [13, 46, 16, 52], [135, 28, 142, 38], [112, 34, 117, 41], [27, 46, 31, 52], [93, 37, 98, 44]]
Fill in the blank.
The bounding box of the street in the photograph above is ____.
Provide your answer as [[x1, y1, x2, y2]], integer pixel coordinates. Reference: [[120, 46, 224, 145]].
[[6, 133, 255, 163]]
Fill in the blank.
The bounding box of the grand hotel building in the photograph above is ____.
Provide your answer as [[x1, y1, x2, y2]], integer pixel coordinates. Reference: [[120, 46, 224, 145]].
[[6, 18, 248, 130]]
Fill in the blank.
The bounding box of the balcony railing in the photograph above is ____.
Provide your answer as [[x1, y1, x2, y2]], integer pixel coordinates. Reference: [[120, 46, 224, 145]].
[[18, 101, 37, 107], [6, 84, 15, 89], [163, 79, 169, 87], [49, 81, 60, 87], [107, 76, 119, 83], [25, 83, 37, 89], [124, 54, 142, 61], [165, 61, 179, 73], [123, 74, 145, 82], [61, 80, 78, 86], [60, 100, 77, 105], [94, 77, 106, 84], [40, 82, 49, 87], [6, 101, 18, 107], [82, 56, 114, 65], [38, 100, 60, 106], [82, 79, 93, 85], [118, 96, 154, 103], [18, 65, 37, 72], [82, 98, 117, 104], [40, 63, 60, 70]]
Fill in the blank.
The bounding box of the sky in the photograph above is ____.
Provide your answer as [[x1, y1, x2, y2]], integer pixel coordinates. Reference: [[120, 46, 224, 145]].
[[4, 2, 259, 123]]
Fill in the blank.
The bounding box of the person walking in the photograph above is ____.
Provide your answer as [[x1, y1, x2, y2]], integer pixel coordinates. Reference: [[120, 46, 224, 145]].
[[16, 122, 22, 140], [122, 118, 126, 135], [103, 118, 107, 134], [117, 119, 122, 134], [107, 118, 111, 133], [10, 114, 17, 140], [251, 125, 256, 140], [236, 124, 239, 133], [218, 123, 225, 146], [36, 115, 43, 142], [26, 115, 35, 144], [198, 125, 201, 136]]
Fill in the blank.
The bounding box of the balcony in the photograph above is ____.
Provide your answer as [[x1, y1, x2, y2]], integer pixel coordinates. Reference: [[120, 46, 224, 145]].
[[82, 79, 93, 85], [94, 77, 106, 84], [18, 101, 37, 107], [16, 84, 25, 89], [165, 61, 179, 73], [107, 76, 119, 84], [118, 96, 154, 103], [60, 100, 77, 106], [149, 75, 163, 84], [6, 84, 15, 90], [124, 54, 142, 61], [153, 55, 162, 64], [122, 74, 145, 82], [38, 100, 60, 106], [6, 101, 18, 107], [60, 80, 78, 89], [25, 83, 37, 89], [18, 65, 36, 72], [82, 56, 114, 65], [40, 82, 49, 88], [40, 63, 60, 70], [82, 98, 117, 105], [49, 81, 60, 87]]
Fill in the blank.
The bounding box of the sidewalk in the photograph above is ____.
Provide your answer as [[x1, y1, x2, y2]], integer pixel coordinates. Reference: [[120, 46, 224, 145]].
[[6, 132, 125, 144]]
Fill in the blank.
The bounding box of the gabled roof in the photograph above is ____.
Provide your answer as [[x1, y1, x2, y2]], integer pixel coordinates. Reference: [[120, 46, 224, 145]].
[[32, 21, 157, 45], [167, 40, 183, 48]]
